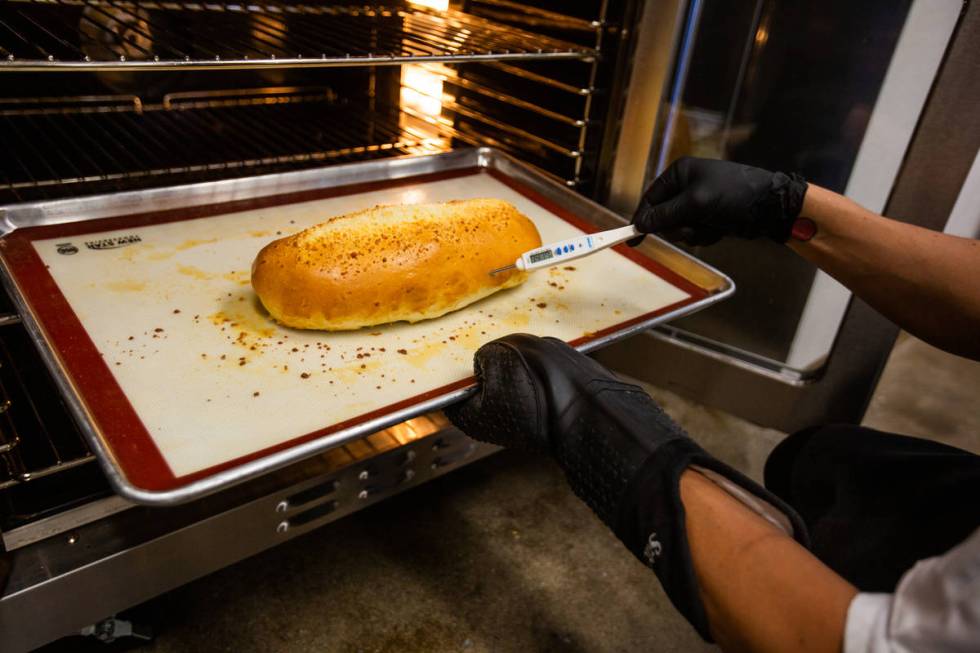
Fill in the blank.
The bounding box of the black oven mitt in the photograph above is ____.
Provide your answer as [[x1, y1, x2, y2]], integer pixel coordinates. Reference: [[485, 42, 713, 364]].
[[629, 157, 808, 246], [446, 334, 809, 641]]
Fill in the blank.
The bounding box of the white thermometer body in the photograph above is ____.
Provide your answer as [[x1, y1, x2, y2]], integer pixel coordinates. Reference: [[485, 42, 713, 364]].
[[491, 224, 640, 275]]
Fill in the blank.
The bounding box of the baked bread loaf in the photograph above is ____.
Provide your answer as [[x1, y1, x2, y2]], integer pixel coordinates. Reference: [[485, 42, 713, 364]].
[[251, 198, 542, 330]]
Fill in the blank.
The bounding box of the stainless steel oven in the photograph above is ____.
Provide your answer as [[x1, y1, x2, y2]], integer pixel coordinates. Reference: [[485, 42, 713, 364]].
[[1, 1, 977, 650], [0, 2, 646, 650], [596, 0, 979, 431]]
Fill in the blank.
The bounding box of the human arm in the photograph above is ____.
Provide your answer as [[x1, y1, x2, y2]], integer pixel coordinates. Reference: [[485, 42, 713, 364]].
[[681, 472, 980, 653], [446, 334, 848, 650], [789, 185, 980, 360], [630, 157, 980, 361], [680, 468, 856, 653]]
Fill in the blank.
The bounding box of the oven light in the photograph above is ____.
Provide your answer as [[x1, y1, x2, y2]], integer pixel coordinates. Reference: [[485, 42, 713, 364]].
[[400, 64, 444, 117], [409, 0, 450, 10]]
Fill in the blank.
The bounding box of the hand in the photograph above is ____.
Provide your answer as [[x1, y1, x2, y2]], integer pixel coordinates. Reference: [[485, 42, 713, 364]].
[[447, 334, 808, 641], [630, 157, 808, 246], [446, 333, 689, 463]]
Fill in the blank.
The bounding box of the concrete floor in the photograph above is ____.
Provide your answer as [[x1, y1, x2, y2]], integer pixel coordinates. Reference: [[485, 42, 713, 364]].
[[863, 334, 980, 454], [38, 334, 980, 652]]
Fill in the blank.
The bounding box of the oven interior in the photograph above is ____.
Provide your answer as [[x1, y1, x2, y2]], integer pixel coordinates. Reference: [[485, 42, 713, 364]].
[[0, 0, 633, 204], [0, 0, 636, 537]]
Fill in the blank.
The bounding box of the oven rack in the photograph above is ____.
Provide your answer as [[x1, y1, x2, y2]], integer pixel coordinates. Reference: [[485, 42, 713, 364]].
[[466, 0, 605, 34], [0, 89, 449, 203], [0, 315, 96, 495], [401, 60, 598, 189], [0, 76, 598, 202], [0, 1, 593, 71], [462, 0, 612, 193], [401, 105, 579, 189]]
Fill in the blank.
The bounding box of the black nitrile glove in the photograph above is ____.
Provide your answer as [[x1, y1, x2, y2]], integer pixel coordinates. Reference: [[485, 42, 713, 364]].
[[446, 334, 809, 641], [630, 157, 808, 246]]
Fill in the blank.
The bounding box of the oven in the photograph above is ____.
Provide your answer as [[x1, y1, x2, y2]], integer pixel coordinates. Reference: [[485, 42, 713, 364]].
[[1, 0, 977, 650], [0, 2, 647, 650]]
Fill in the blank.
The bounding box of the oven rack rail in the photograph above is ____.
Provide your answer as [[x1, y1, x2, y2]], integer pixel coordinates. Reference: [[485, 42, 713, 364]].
[[0, 89, 449, 204], [0, 1, 594, 71], [401, 105, 581, 189], [401, 60, 597, 189], [463, 0, 610, 192], [0, 408, 449, 495], [467, 0, 606, 34]]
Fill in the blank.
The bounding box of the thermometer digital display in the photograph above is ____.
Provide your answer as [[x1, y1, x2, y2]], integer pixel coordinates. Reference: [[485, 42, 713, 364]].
[[528, 249, 554, 264]]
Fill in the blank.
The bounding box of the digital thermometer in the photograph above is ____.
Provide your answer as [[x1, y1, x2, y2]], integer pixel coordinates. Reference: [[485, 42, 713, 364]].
[[489, 224, 640, 275]]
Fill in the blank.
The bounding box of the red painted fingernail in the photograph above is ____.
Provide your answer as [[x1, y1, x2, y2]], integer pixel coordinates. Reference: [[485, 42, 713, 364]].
[[791, 217, 817, 241]]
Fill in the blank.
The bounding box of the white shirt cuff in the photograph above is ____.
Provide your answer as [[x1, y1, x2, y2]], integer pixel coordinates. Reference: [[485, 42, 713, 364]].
[[845, 593, 893, 653]]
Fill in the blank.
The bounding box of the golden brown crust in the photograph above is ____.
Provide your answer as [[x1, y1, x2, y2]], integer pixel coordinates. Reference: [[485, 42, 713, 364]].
[[250, 198, 542, 330]]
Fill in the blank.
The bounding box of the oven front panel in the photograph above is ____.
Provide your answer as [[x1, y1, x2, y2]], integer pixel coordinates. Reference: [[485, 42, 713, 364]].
[[1, 422, 497, 653]]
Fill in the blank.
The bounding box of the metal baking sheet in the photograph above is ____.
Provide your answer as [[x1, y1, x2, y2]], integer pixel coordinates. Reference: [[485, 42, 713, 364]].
[[0, 148, 733, 504]]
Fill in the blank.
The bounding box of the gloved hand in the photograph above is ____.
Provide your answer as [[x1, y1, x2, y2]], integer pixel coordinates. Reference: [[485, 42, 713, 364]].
[[630, 157, 808, 246], [447, 334, 809, 641]]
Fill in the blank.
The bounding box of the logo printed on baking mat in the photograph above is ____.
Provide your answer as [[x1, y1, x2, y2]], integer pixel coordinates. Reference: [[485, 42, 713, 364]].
[[56, 242, 79, 255], [84, 234, 142, 251]]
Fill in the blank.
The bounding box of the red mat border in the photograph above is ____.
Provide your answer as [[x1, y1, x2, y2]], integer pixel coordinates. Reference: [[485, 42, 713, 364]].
[[0, 168, 709, 491]]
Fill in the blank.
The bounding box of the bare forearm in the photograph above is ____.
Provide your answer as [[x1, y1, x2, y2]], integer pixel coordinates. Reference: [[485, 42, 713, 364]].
[[789, 186, 980, 360], [680, 470, 856, 653]]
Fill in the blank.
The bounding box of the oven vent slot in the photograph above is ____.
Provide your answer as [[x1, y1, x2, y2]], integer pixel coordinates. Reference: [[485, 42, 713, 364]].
[[288, 499, 339, 527], [286, 480, 339, 508], [0, 2, 592, 72]]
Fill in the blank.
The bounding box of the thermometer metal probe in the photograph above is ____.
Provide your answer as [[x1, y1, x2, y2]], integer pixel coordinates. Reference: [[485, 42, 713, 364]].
[[489, 224, 640, 276]]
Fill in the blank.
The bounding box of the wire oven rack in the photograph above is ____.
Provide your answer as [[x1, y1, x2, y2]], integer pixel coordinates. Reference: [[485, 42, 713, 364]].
[[0, 77, 594, 202], [0, 1, 593, 71], [0, 88, 449, 203], [448, 0, 615, 191], [399, 61, 592, 189], [0, 312, 97, 497]]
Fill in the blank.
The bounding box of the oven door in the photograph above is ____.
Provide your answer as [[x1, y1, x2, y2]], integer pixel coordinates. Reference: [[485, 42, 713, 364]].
[[599, 0, 979, 431]]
